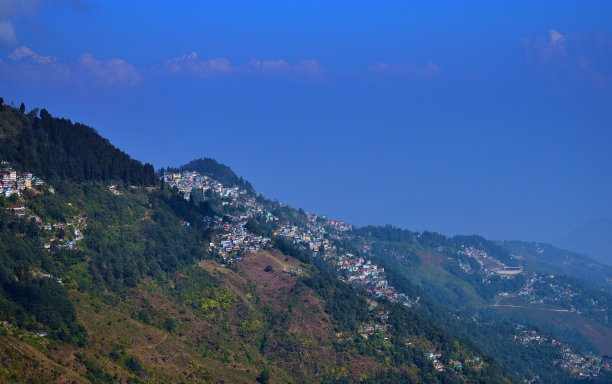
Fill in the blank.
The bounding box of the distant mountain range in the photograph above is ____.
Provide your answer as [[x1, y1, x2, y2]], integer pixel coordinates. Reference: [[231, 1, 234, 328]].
[[553, 219, 612, 267]]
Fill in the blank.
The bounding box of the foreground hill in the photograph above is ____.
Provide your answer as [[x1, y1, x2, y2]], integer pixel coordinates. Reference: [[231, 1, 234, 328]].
[[0, 101, 513, 383]]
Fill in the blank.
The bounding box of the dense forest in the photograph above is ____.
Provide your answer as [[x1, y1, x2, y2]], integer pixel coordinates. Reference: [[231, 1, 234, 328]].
[[0, 101, 156, 185]]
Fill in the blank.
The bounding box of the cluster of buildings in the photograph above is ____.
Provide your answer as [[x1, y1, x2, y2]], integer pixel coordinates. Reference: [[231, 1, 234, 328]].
[[514, 328, 550, 345], [163, 171, 246, 202], [425, 352, 478, 373], [359, 303, 390, 340], [162, 171, 273, 259], [165, 170, 420, 310], [334, 255, 418, 307], [264, 210, 419, 308], [461, 246, 523, 276], [426, 353, 445, 372], [272, 213, 351, 248], [514, 273, 611, 325], [1, 162, 44, 197], [518, 273, 583, 309], [6, 204, 27, 217], [163, 172, 275, 259], [5, 197, 87, 250], [559, 348, 607, 378], [41, 216, 88, 250], [213, 220, 270, 259], [514, 327, 609, 378]]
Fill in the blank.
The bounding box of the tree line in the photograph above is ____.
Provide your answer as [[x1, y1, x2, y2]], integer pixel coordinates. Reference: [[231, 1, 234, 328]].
[[0, 100, 156, 186]]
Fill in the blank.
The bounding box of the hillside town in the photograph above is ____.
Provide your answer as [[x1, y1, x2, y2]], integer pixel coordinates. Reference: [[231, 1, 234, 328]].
[[331, 253, 419, 307], [162, 171, 273, 258], [2, 161, 87, 251], [1, 161, 44, 197], [212, 219, 271, 259], [514, 326, 610, 378], [160, 170, 611, 381], [0, 163, 608, 382], [518, 273, 582, 306], [162, 170, 420, 308], [163, 171, 246, 203]]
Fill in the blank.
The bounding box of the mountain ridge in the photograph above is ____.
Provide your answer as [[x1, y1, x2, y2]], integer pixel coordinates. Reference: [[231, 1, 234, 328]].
[[0, 101, 517, 383], [553, 219, 612, 267]]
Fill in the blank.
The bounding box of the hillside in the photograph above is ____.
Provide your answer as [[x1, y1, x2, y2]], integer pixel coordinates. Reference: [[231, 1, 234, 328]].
[[161, 166, 612, 382], [0, 101, 156, 186], [499, 240, 612, 292], [176, 158, 254, 193], [340, 226, 612, 372], [0, 102, 514, 383], [554, 219, 612, 267]]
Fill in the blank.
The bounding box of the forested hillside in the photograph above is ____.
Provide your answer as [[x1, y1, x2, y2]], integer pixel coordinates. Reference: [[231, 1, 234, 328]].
[[0, 101, 515, 383], [340, 225, 612, 380], [0, 100, 156, 186], [500, 240, 612, 292]]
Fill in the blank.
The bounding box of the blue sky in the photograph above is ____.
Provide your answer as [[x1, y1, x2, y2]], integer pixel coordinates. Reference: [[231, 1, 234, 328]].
[[1, 0, 611, 242]]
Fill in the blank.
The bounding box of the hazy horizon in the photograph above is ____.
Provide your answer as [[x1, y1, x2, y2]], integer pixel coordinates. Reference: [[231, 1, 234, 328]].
[[1, 0, 611, 245]]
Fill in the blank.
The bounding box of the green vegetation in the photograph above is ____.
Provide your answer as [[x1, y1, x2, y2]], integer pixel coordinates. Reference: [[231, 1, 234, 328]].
[[350, 224, 612, 382], [502, 240, 612, 292], [0, 100, 576, 383], [0, 106, 155, 185]]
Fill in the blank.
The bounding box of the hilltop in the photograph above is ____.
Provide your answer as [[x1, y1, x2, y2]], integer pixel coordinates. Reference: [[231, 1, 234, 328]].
[[0, 100, 156, 186], [176, 158, 254, 194]]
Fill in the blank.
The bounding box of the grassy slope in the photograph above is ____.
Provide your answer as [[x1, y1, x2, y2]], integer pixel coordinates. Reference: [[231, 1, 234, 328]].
[[2, 248, 508, 383]]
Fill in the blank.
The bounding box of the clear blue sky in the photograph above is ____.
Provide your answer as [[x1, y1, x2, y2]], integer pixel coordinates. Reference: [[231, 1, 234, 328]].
[[1, 0, 611, 242]]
